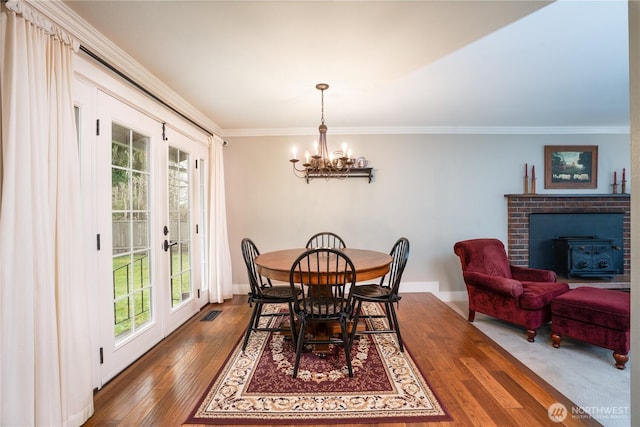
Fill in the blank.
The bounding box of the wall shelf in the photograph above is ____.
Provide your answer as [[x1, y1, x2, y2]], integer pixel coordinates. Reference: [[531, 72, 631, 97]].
[[304, 167, 373, 183]]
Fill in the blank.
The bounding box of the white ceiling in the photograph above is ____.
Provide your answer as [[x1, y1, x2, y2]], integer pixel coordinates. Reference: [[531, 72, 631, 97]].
[[62, 0, 630, 136]]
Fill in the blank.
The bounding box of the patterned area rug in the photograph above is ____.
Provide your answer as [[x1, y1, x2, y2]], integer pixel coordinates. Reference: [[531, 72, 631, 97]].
[[185, 303, 451, 425]]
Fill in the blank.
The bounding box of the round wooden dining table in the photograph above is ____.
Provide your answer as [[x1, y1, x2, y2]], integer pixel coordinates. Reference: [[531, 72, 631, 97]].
[[254, 248, 392, 283], [255, 248, 392, 355]]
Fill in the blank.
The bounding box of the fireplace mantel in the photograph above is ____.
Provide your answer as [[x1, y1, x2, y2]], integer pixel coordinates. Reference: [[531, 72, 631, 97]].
[[505, 194, 630, 199], [505, 194, 630, 276]]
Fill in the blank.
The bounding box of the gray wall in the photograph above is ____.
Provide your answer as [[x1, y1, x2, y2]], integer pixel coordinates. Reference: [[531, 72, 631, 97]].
[[224, 132, 630, 297]]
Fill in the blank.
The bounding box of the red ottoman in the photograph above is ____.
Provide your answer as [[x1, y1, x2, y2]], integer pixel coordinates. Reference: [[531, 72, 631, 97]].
[[551, 287, 630, 369]]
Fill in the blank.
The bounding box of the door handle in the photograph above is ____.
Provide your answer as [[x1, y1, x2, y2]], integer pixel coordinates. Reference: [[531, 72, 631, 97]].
[[163, 240, 178, 252]]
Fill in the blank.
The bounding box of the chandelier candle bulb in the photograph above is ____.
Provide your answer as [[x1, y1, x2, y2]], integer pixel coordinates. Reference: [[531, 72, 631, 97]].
[[292, 146, 297, 160]]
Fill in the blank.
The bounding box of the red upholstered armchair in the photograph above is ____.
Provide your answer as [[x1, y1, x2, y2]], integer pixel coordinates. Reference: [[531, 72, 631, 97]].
[[453, 238, 569, 342]]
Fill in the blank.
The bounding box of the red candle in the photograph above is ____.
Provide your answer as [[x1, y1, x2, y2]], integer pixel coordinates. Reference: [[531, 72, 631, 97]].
[[525, 163, 528, 177], [614, 171, 617, 184], [623, 168, 626, 181], [531, 165, 535, 180]]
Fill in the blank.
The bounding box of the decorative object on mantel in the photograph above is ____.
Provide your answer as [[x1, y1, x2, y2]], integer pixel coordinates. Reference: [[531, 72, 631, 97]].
[[544, 145, 598, 189], [612, 168, 629, 194], [289, 83, 372, 183], [612, 169, 628, 194], [523, 163, 536, 194], [531, 164, 536, 194]]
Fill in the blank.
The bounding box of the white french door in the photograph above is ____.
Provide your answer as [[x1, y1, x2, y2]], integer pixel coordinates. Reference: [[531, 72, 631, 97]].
[[161, 129, 209, 333], [96, 92, 163, 383], [94, 92, 206, 384]]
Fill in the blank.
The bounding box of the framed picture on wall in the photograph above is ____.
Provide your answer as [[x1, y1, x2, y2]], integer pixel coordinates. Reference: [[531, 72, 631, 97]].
[[544, 145, 598, 189]]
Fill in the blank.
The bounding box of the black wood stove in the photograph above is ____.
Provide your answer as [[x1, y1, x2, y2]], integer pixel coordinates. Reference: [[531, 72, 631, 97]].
[[553, 236, 621, 279]]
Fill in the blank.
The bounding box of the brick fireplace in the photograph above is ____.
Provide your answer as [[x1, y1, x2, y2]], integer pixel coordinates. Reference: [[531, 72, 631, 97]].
[[505, 194, 630, 276]]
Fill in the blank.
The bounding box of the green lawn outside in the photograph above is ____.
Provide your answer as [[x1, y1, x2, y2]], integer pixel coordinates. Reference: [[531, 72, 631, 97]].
[[112, 251, 191, 339]]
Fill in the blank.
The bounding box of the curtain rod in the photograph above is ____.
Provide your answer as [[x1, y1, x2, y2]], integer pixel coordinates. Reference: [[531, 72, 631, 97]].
[[79, 45, 215, 137]]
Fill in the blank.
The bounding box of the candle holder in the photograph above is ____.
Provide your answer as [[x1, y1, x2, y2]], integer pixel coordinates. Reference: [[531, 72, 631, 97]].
[[523, 176, 529, 194], [531, 178, 536, 194], [621, 180, 627, 194], [612, 183, 618, 194]]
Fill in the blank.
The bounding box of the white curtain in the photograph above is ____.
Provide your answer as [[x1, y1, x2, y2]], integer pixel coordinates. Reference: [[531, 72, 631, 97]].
[[207, 135, 233, 302], [0, 1, 94, 426]]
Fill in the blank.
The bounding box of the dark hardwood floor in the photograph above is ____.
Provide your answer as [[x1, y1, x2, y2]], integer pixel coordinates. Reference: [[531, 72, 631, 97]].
[[82, 293, 600, 427]]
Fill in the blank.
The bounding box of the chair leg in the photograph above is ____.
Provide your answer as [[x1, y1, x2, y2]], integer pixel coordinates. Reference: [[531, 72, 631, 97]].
[[613, 352, 629, 369], [526, 329, 537, 342], [241, 303, 261, 351], [383, 302, 394, 329], [468, 309, 476, 322], [292, 319, 306, 378], [387, 302, 404, 352], [251, 303, 265, 328], [349, 300, 363, 348], [340, 319, 353, 377], [287, 302, 297, 344], [349, 298, 357, 319]]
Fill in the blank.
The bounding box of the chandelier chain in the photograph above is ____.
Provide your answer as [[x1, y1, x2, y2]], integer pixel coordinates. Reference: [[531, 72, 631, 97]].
[[320, 86, 325, 125]]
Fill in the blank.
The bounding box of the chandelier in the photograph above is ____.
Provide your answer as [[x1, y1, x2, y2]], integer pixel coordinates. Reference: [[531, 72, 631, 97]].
[[289, 83, 371, 183]]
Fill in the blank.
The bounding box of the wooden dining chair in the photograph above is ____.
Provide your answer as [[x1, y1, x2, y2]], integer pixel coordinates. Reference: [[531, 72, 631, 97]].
[[289, 248, 356, 378], [305, 233, 348, 296], [349, 237, 409, 352], [305, 232, 346, 249], [240, 238, 301, 352]]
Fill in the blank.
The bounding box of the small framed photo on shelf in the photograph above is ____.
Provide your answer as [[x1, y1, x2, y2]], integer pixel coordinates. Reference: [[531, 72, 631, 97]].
[[544, 145, 598, 189]]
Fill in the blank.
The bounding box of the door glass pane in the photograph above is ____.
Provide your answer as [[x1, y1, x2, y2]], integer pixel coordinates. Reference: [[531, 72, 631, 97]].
[[112, 170, 131, 211], [168, 146, 191, 308], [131, 172, 149, 210], [132, 212, 149, 249], [112, 122, 152, 343]]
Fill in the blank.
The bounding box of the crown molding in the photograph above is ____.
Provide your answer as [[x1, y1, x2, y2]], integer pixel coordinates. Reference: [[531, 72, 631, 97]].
[[26, 0, 222, 137], [221, 125, 631, 138]]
